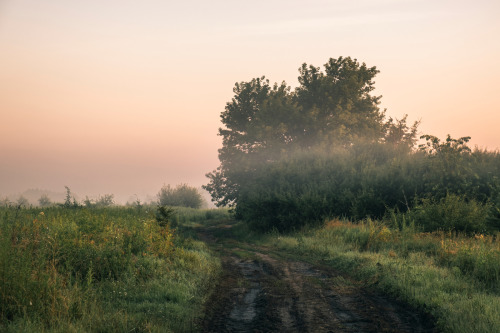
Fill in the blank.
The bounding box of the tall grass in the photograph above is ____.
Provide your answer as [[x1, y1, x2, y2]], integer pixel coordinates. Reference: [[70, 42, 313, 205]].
[[0, 205, 225, 332], [318, 219, 500, 290]]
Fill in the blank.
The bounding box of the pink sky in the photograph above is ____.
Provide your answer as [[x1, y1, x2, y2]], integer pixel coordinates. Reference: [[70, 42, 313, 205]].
[[1, 0, 499, 203]]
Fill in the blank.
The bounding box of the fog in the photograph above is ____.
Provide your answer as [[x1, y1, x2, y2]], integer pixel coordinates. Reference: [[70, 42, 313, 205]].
[[1, 0, 499, 204]]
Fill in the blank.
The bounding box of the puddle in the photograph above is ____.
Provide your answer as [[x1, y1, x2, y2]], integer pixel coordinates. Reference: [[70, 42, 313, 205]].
[[229, 287, 260, 322]]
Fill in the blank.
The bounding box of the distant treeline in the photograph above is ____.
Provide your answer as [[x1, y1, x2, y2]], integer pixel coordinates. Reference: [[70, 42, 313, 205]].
[[1, 184, 206, 210]]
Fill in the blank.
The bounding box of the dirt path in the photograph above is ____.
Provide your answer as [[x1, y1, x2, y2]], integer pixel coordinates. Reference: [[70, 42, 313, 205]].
[[199, 223, 436, 333]]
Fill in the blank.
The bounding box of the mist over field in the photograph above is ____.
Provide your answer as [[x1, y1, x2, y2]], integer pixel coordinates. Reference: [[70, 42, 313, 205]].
[[0, 186, 214, 208], [1, 0, 499, 203]]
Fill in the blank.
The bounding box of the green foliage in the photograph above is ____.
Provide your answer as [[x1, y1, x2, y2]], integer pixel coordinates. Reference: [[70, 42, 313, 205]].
[[419, 134, 472, 155], [486, 199, 500, 232], [230, 136, 500, 232], [64, 186, 73, 207], [38, 194, 52, 207], [295, 57, 385, 147], [170, 206, 231, 225], [409, 194, 490, 233], [63, 186, 79, 208], [157, 183, 204, 209], [383, 115, 420, 149], [232, 143, 403, 231], [482, 184, 500, 232], [0, 197, 11, 207], [205, 56, 500, 233], [96, 194, 115, 207], [83, 194, 115, 208], [156, 205, 175, 227], [205, 57, 391, 208], [16, 195, 29, 207]]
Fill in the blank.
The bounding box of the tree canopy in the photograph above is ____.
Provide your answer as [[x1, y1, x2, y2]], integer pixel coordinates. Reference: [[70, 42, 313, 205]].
[[218, 57, 385, 157]]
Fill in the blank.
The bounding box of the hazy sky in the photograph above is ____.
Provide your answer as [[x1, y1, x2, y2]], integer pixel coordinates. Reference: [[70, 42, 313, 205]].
[[1, 0, 499, 203]]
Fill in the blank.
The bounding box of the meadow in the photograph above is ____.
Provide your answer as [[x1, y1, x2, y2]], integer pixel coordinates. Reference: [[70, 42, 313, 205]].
[[0, 205, 229, 332], [1, 204, 499, 332]]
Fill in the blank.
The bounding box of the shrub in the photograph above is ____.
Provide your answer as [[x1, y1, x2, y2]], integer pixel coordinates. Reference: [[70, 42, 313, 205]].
[[38, 194, 52, 207], [157, 184, 204, 209], [233, 140, 500, 233], [410, 194, 490, 233]]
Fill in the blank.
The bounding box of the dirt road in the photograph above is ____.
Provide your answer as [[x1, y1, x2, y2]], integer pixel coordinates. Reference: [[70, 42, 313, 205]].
[[199, 223, 436, 332]]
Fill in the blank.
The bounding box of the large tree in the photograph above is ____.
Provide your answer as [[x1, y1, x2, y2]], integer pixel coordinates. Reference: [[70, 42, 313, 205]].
[[205, 57, 388, 207]]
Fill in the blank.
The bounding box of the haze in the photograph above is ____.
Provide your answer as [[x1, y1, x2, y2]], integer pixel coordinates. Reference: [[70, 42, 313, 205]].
[[1, 0, 499, 203]]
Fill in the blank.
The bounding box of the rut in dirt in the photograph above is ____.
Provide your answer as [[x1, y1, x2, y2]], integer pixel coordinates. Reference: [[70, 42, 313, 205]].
[[199, 225, 436, 333]]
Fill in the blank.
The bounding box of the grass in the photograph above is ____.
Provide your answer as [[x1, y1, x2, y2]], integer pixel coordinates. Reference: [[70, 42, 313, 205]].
[[5, 202, 497, 332], [228, 218, 500, 333], [0, 205, 228, 332]]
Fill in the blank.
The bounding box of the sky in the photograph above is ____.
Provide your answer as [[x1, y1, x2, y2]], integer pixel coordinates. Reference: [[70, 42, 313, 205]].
[[1, 0, 499, 204]]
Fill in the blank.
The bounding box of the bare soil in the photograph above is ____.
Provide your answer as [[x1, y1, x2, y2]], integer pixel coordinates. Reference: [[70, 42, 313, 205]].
[[199, 223, 436, 333]]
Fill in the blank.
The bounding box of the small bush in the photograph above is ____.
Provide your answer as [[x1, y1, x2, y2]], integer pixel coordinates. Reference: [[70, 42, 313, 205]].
[[410, 194, 490, 233], [158, 184, 204, 209], [156, 205, 175, 227]]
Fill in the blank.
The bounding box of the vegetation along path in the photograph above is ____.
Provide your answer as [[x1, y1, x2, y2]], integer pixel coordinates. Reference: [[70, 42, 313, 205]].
[[197, 221, 435, 333]]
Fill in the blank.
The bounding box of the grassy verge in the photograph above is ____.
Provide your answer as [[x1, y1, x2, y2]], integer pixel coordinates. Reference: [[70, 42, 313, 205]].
[[0, 206, 229, 332], [227, 219, 499, 333]]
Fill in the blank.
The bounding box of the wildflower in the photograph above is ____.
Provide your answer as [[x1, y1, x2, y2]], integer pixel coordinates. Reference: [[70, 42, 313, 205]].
[[39, 212, 44, 216]]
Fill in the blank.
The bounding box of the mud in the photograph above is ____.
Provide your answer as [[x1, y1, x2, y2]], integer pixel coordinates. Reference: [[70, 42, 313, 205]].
[[199, 224, 436, 332]]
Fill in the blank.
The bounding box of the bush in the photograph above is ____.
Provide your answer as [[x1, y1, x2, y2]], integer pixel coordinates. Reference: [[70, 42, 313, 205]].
[[410, 194, 490, 233], [38, 194, 52, 207], [157, 184, 204, 209], [233, 141, 500, 233]]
